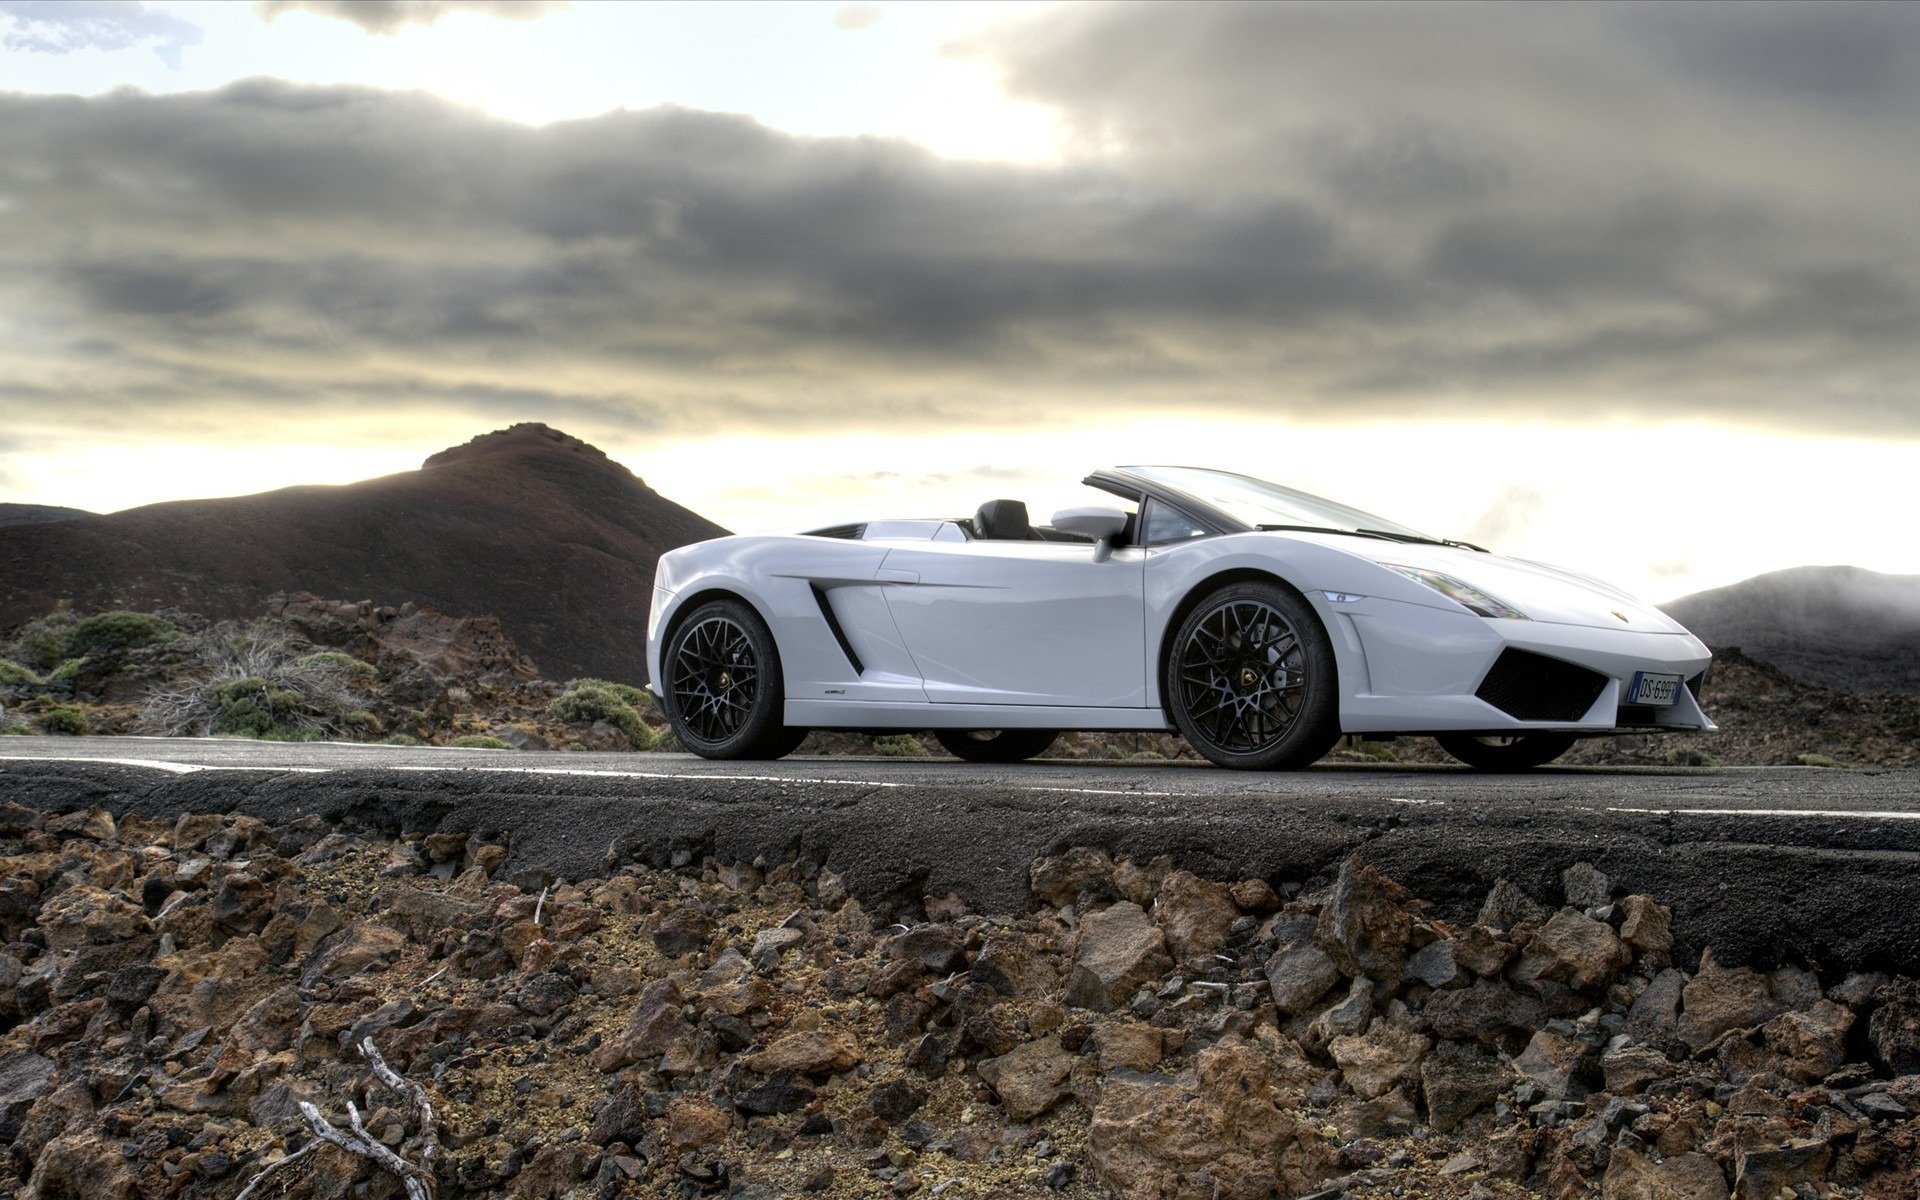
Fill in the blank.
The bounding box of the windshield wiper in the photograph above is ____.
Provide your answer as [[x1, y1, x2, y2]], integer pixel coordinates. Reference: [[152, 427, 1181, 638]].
[[1256, 524, 1400, 542], [1256, 524, 1488, 552]]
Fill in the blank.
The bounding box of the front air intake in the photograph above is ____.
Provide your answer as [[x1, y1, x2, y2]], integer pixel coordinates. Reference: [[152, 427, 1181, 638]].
[[1475, 649, 1609, 722]]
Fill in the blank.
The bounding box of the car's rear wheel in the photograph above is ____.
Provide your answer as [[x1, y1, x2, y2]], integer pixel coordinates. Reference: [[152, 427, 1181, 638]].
[[663, 599, 807, 760], [934, 729, 1059, 763], [1165, 581, 1341, 770], [1436, 733, 1576, 770]]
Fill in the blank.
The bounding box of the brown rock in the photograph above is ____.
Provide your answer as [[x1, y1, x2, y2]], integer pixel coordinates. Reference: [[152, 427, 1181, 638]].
[[509, 1142, 596, 1200], [592, 978, 688, 1071], [1030, 847, 1114, 906], [1603, 1044, 1678, 1095], [1732, 1138, 1829, 1199], [652, 906, 714, 957], [1762, 1003, 1852, 1083], [1517, 910, 1632, 992], [1065, 901, 1171, 1012], [1113, 856, 1173, 907], [1089, 1040, 1333, 1200], [36, 887, 148, 951], [889, 924, 967, 974], [1095, 1023, 1166, 1072], [1868, 977, 1920, 1074], [665, 1096, 733, 1152], [1228, 878, 1281, 913], [1329, 1022, 1430, 1100], [1452, 925, 1516, 978], [1678, 950, 1781, 1051], [1629, 968, 1687, 1041], [1153, 870, 1238, 959], [1620, 895, 1673, 952], [744, 1029, 862, 1076], [21, 1132, 138, 1200], [309, 920, 405, 978], [1316, 859, 1416, 985], [1513, 1029, 1590, 1101], [977, 1035, 1075, 1122], [1602, 1148, 1729, 1200]]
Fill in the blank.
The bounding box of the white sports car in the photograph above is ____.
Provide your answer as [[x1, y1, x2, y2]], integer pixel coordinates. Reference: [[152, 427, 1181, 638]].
[[645, 466, 1715, 770]]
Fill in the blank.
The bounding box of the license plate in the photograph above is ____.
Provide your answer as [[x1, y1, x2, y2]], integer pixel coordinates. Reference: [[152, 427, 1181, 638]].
[[1627, 671, 1682, 706]]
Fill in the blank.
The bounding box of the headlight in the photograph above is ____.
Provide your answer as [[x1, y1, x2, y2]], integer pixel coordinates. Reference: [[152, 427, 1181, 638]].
[[1383, 565, 1529, 620]]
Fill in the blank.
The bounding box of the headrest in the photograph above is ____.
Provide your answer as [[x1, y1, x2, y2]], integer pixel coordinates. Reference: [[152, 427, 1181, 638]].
[[974, 499, 1031, 540]]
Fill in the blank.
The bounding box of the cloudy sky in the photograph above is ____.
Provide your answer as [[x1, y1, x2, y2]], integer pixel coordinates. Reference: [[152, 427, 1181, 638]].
[[1, 0, 1916, 599]]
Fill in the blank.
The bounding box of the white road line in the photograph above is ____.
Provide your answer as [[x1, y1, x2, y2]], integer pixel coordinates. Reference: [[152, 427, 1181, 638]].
[[1607, 806, 1920, 820], [0, 755, 328, 775]]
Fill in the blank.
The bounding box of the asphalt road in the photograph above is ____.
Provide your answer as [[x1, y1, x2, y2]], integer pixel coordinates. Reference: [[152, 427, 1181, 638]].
[[2, 736, 1917, 973]]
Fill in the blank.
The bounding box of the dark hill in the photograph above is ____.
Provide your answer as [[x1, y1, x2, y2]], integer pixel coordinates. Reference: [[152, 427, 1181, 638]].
[[0, 424, 728, 682], [1664, 565, 1920, 694], [0, 504, 92, 527]]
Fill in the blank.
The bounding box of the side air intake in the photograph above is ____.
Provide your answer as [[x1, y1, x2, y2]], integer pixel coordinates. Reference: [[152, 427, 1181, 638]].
[[1475, 649, 1608, 722]]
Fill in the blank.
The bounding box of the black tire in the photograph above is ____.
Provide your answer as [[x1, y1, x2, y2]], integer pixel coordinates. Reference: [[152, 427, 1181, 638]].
[[1436, 733, 1577, 770], [1165, 581, 1341, 770], [662, 599, 808, 760], [934, 728, 1060, 763]]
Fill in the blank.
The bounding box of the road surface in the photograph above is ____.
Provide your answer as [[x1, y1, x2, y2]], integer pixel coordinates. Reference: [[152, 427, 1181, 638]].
[[2, 736, 1916, 972]]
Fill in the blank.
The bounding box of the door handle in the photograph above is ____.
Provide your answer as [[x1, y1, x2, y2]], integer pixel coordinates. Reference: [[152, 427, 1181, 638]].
[[876, 568, 919, 584]]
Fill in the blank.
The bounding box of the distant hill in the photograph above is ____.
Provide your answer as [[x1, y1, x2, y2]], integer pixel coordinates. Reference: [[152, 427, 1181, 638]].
[[0, 504, 92, 527], [0, 424, 728, 682], [1664, 565, 1920, 694]]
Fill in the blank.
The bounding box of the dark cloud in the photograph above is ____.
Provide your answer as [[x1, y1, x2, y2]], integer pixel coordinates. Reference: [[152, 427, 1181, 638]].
[[253, 0, 563, 36], [0, 1, 201, 67], [4, 0, 1919, 452]]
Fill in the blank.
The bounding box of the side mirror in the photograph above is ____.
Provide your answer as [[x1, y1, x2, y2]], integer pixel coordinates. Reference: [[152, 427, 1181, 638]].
[[1051, 506, 1129, 563]]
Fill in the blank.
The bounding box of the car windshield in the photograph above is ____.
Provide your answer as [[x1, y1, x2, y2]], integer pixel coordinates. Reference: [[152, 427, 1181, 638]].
[[1123, 466, 1436, 542]]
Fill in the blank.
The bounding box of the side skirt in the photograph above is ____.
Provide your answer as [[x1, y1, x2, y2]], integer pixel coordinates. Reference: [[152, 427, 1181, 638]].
[[784, 700, 1173, 731]]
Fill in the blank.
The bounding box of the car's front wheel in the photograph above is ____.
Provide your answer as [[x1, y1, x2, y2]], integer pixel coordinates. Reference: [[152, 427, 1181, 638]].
[[934, 729, 1059, 763], [1436, 733, 1576, 770], [663, 599, 807, 760], [1165, 581, 1341, 770]]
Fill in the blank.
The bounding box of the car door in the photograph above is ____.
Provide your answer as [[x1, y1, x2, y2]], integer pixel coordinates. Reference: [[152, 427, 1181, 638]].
[[875, 539, 1147, 707]]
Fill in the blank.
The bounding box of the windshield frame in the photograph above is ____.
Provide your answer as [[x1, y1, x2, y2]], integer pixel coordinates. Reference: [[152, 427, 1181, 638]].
[[1091, 465, 1436, 543]]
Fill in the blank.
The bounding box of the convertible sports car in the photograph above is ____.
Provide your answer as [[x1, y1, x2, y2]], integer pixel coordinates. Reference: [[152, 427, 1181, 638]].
[[645, 466, 1715, 770]]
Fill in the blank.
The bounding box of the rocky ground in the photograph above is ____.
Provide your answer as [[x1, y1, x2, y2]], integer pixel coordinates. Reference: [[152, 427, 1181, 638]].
[[1, 803, 1917, 1200]]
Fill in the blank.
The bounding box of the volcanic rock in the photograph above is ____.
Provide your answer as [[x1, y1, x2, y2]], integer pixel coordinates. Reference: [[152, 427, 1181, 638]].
[[1868, 977, 1920, 1074], [1420, 1040, 1513, 1133], [1678, 950, 1781, 1051], [1089, 1040, 1332, 1200], [1316, 859, 1416, 986], [1602, 1147, 1731, 1200], [1329, 1022, 1430, 1100], [1065, 902, 1171, 1012], [977, 1035, 1075, 1122], [1152, 870, 1238, 959]]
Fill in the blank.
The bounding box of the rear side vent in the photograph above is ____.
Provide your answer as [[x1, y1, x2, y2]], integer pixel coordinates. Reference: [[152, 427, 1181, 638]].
[[1475, 649, 1608, 722], [810, 585, 864, 675]]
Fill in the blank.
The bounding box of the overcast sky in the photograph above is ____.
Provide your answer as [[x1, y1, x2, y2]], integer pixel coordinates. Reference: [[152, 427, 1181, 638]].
[[1, 0, 1916, 598]]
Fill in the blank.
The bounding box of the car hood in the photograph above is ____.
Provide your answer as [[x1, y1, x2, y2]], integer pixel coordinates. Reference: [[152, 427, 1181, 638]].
[[1278, 533, 1691, 634]]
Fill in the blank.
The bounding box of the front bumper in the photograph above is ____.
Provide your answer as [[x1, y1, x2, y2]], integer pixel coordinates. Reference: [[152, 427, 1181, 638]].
[[1331, 598, 1716, 736]]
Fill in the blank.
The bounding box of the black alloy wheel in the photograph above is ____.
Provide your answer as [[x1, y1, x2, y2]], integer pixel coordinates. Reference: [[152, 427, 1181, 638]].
[[664, 599, 807, 760], [1435, 732, 1577, 770], [934, 728, 1060, 763], [1166, 581, 1341, 770]]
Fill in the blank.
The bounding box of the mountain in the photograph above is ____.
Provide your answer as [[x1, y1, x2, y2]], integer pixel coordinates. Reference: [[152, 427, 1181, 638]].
[[0, 424, 728, 682], [0, 504, 92, 527], [1664, 565, 1920, 694]]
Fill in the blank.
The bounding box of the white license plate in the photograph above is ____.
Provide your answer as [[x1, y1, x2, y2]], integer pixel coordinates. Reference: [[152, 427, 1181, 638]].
[[1627, 671, 1682, 706]]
